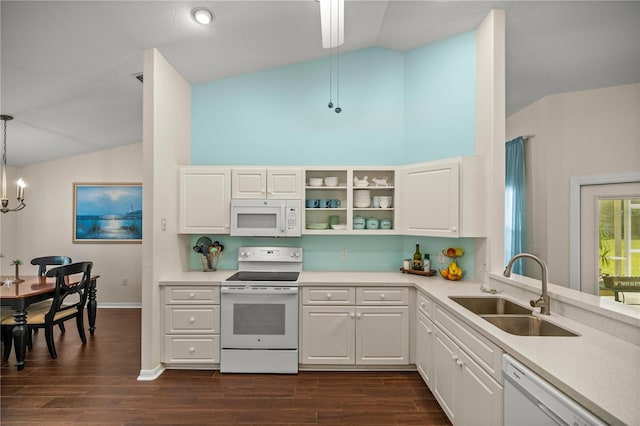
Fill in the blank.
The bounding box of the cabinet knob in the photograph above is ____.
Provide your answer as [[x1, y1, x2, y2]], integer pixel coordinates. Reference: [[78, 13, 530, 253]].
[[350, 312, 355, 319], [326, 293, 332, 299], [451, 227, 457, 232], [380, 294, 386, 299], [189, 317, 196, 324], [357, 312, 362, 319], [456, 359, 463, 367], [189, 293, 195, 299], [427, 329, 432, 335], [452, 354, 458, 362], [420, 302, 425, 309], [189, 347, 196, 353]]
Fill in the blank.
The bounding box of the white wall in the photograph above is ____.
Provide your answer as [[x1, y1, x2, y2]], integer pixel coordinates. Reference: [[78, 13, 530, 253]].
[[0, 144, 143, 304], [506, 83, 640, 286]]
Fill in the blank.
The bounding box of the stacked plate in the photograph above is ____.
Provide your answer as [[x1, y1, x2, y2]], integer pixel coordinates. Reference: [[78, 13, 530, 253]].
[[354, 190, 371, 208]]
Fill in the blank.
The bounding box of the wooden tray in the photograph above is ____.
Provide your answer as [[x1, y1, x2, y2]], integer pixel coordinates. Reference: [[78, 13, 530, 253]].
[[400, 268, 436, 277]]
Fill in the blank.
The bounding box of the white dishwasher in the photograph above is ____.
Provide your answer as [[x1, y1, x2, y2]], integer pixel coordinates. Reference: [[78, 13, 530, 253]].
[[502, 354, 606, 426]]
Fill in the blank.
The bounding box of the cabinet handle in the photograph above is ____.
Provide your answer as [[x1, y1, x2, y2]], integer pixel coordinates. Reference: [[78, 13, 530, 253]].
[[189, 347, 195, 353], [189, 317, 196, 324]]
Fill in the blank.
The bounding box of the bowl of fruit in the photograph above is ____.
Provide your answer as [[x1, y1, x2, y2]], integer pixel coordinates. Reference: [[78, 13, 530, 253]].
[[443, 247, 464, 258], [440, 261, 464, 281]]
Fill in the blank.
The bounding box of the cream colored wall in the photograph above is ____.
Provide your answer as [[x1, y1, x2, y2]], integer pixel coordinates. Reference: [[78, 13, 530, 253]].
[[0, 144, 143, 304], [476, 9, 506, 278], [507, 83, 640, 286], [139, 48, 191, 378]]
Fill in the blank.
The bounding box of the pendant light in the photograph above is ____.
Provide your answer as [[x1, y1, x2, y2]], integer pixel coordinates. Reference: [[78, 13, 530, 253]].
[[320, 0, 344, 113], [1, 115, 26, 213]]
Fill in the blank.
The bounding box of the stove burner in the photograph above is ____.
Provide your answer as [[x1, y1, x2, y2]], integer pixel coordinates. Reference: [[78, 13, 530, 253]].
[[225, 271, 300, 282]]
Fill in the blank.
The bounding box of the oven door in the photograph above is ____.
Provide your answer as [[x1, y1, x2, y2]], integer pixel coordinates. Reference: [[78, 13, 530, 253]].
[[220, 285, 298, 349]]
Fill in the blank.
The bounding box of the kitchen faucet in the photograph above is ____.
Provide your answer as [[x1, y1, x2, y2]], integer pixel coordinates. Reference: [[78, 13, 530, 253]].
[[503, 253, 550, 315]]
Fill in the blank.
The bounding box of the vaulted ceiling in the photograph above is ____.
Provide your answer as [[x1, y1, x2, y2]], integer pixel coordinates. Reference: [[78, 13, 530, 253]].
[[1, 1, 638, 166]]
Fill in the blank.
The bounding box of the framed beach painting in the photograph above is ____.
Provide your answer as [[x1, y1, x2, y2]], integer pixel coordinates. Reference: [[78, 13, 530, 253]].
[[73, 183, 143, 243]]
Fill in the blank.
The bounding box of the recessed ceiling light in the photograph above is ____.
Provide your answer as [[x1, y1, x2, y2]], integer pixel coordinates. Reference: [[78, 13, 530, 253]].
[[192, 8, 214, 25]]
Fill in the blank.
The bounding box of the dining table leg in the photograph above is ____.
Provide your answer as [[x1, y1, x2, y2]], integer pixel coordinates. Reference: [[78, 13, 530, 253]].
[[87, 278, 97, 335], [11, 308, 28, 371]]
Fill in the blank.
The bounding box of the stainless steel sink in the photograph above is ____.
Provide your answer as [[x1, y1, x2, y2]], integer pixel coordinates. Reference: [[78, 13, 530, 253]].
[[449, 296, 533, 315], [480, 315, 579, 337]]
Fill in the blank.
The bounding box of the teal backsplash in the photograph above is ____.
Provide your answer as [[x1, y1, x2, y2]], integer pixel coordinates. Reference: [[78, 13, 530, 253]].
[[188, 235, 476, 279]]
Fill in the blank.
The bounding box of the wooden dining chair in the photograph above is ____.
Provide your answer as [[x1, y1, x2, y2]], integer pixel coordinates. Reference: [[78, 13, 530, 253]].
[[3, 262, 93, 359], [31, 256, 72, 277]]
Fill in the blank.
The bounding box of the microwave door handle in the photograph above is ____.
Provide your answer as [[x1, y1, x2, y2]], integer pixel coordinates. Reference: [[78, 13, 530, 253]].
[[281, 205, 286, 232]]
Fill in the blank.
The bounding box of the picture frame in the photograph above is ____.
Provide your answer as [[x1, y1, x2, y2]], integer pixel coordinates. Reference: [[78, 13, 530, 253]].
[[73, 183, 143, 243]]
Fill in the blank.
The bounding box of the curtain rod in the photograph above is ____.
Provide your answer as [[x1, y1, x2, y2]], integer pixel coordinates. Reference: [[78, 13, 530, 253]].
[[522, 134, 535, 140]]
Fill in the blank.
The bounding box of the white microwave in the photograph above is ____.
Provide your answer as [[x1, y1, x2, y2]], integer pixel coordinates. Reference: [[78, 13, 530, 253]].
[[230, 199, 302, 237]]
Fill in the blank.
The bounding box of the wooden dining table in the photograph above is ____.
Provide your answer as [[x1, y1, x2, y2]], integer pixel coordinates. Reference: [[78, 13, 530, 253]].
[[0, 274, 99, 370]]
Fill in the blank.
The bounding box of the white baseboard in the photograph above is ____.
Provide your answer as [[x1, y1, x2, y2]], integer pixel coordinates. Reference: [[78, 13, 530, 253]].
[[137, 364, 165, 381], [96, 303, 141, 309]]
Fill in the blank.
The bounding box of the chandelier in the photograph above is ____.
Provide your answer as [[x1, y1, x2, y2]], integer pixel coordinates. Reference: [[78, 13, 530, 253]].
[[1, 115, 26, 213]]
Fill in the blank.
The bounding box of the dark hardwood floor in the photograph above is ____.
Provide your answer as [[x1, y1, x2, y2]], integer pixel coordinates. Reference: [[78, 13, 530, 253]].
[[1, 309, 450, 425]]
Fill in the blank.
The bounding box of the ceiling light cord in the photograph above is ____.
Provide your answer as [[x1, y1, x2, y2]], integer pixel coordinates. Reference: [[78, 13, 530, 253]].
[[334, 1, 342, 114], [328, 0, 333, 109]]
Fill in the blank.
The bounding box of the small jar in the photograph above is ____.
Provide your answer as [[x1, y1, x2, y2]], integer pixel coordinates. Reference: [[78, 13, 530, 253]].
[[365, 217, 379, 229], [403, 259, 411, 270]]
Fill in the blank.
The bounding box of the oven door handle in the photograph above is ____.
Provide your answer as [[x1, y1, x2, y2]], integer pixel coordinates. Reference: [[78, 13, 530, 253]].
[[221, 286, 298, 295]]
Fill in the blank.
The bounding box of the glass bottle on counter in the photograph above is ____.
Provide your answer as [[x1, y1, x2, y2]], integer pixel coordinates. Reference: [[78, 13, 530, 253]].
[[413, 243, 423, 270], [423, 254, 431, 272]]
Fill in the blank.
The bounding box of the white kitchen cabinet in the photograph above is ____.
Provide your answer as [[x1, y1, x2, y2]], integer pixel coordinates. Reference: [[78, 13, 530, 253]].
[[431, 302, 503, 426], [416, 310, 434, 388], [303, 167, 398, 235], [232, 167, 302, 199], [179, 166, 231, 234], [300, 287, 409, 366], [162, 285, 220, 366], [401, 156, 485, 237]]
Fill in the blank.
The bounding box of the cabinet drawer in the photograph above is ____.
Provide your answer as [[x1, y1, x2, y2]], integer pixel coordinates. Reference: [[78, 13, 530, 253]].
[[303, 287, 355, 305], [164, 335, 219, 363], [356, 288, 409, 305], [164, 286, 220, 304], [417, 292, 434, 319], [434, 304, 503, 382], [164, 306, 220, 334]]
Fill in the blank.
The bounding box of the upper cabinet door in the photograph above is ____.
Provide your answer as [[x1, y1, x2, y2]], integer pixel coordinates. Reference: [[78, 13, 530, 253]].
[[232, 167, 302, 199], [179, 167, 231, 234], [232, 168, 267, 199], [401, 157, 485, 238], [267, 168, 302, 199]]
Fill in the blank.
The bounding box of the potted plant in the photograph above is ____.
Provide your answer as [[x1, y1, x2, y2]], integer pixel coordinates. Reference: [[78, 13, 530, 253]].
[[10, 259, 24, 283]]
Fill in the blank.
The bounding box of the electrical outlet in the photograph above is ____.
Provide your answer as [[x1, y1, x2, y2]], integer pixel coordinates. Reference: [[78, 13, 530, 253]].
[[122, 277, 128, 286], [438, 253, 446, 264], [341, 250, 348, 259]]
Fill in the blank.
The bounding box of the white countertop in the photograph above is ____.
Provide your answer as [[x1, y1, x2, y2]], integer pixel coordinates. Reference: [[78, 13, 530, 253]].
[[159, 269, 639, 425]]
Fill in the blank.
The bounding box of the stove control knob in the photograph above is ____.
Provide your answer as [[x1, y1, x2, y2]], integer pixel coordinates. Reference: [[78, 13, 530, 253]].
[[240, 250, 249, 258]]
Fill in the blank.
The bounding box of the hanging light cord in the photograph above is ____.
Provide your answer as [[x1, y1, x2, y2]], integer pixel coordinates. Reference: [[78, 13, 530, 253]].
[[334, 0, 342, 114], [328, 0, 333, 109]]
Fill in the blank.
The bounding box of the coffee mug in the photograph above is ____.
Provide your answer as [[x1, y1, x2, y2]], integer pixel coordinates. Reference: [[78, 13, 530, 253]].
[[372, 196, 381, 208], [379, 196, 392, 208], [306, 199, 319, 208], [319, 199, 331, 208], [328, 215, 340, 226], [329, 199, 341, 208]]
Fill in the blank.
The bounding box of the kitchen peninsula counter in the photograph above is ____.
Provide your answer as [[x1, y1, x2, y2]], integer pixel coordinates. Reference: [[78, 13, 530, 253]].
[[159, 269, 639, 425]]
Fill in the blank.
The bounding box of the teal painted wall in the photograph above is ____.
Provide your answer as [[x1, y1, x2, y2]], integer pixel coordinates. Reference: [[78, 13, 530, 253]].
[[189, 32, 478, 277], [404, 31, 477, 161], [192, 48, 405, 166]]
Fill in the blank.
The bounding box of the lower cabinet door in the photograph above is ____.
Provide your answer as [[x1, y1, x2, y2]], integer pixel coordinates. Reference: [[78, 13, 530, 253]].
[[356, 306, 409, 364], [416, 311, 434, 388], [164, 335, 219, 363], [432, 326, 459, 423], [301, 306, 355, 364], [459, 349, 503, 426]]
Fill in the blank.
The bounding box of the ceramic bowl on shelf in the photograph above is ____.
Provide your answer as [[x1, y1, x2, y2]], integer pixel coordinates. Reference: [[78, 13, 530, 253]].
[[331, 224, 347, 230], [307, 222, 328, 230], [324, 176, 339, 187], [308, 178, 323, 187]]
